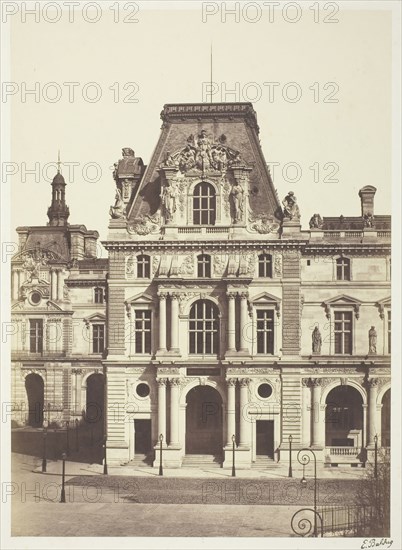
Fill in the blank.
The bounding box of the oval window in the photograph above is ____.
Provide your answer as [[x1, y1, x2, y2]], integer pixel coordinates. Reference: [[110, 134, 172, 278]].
[[257, 383, 273, 399], [136, 383, 150, 398]]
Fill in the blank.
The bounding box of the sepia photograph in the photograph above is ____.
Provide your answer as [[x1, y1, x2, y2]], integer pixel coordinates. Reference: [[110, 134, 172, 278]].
[[0, 1, 400, 549]]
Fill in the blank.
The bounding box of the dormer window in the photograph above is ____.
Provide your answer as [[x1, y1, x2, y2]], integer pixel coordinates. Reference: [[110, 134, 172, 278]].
[[258, 254, 272, 278], [336, 257, 350, 281], [193, 182, 216, 225], [137, 255, 151, 278], [197, 254, 211, 278], [94, 287, 104, 304]]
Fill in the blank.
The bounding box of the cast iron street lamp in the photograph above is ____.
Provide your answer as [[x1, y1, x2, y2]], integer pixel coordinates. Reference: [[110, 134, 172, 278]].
[[288, 434, 293, 478], [159, 434, 163, 476], [231, 434, 236, 477], [65, 420, 70, 456], [60, 452, 67, 503], [42, 423, 48, 473], [290, 448, 323, 537], [103, 437, 108, 475], [75, 419, 79, 452], [374, 434, 378, 479]]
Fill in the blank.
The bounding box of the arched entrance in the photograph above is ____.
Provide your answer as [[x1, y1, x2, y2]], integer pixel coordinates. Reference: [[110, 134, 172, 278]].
[[185, 386, 223, 455], [325, 385, 363, 447], [25, 373, 44, 427], [381, 389, 390, 447], [85, 374, 104, 435]]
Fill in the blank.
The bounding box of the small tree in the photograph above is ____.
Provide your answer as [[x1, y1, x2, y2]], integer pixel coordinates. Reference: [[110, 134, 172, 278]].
[[354, 450, 390, 536]]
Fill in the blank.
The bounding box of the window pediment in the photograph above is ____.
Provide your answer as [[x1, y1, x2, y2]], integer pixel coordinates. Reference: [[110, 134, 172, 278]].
[[84, 312, 106, 326], [251, 292, 281, 317], [322, 294, 362, 319]]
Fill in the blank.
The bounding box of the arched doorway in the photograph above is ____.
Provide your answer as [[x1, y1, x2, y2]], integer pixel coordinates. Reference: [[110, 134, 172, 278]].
[[85, 374, 104, 435], [325, 385, 363, 447], [185, 386, 223, 455], [25, 373, 44, 427], [381, 389, 390, 447]]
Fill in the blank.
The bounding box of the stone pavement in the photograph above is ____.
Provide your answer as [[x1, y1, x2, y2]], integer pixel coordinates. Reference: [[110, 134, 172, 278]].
[[7, 453, 365, 538]]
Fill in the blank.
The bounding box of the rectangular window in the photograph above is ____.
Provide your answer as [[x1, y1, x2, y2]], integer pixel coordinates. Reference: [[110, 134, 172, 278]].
[[258, 255, 272, 278], [336, 258, 350, 281], [134, 310, 152, 354], [94, 288, 104, 304], [334, 311, 353, 354], [93, 324, 105, 354], [29, 319, 43, 353], [256, 310, 274, 354], [387, 311, 391, 353]]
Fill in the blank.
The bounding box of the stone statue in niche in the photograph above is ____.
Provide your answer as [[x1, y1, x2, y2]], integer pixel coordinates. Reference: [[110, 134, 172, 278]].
[[230, 181, 244, 223], [196, 129, 213, 170], [368, 326, 377, 354], [309, 213, 324, 229], [312, 326, 322, 354], [109, 189, 126, 219], [282, 191, 300, 221], [160, 182, 177, 222]]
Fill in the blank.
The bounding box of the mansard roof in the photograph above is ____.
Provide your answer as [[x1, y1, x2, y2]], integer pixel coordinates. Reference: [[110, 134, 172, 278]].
[[127, 102, 281, 223]]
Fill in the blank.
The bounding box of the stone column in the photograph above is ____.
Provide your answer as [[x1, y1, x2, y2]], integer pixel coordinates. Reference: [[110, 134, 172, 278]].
[[158, 292, 167, 352], [310, 379, 323, 447], [226, 378, 237, 446], [239, 378, 250, 447], [51, 269, 57, 301], [239, 291, 249, 353], [169, 378, 180, 446], [362, 404, 368, 448], [56, 270, 63, 301], [170, 293, 179, 353], [157, 378, 167, 442], [226, 292, 236, 352], [367, 378, 379, 446], [301, 378, 311, 446]]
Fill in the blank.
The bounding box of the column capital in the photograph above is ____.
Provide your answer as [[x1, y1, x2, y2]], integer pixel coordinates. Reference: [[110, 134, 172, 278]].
[[226, 292, 237, 300], [239, 377, 250, 387], [169, 378, 181, 386], [158, 292, 168, 300], [226, 377, 237, 387], [301, 378, 310, 387], [170, 292, 180, 300], [156, 378, 168, 386], [239, 291, 249, 300], [367, 377, 379, 388], [310, 377, 322, 387]]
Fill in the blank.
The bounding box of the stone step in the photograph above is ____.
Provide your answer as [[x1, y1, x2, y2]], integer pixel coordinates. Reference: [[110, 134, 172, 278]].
[[129, 454, 154, 467], [182, 454, 222, 467]]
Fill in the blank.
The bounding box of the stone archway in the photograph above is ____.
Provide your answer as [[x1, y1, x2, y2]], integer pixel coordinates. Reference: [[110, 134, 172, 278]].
[[185, 385, 223, 455], [325, 385, 363, 447], [381, 389, 390, 447], [25, 373, 44, 427]]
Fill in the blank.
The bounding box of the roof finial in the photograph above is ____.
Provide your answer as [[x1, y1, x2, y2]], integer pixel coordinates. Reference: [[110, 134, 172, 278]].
[[57, 150, 61, 173]]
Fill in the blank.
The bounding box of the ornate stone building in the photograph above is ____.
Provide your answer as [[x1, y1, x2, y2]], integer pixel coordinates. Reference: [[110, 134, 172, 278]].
[[11, 102, 391, 470], [11, 167, 107, 433]]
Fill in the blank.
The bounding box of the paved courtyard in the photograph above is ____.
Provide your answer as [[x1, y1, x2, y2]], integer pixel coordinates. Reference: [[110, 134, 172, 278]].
[[8, 453, 367, 538]]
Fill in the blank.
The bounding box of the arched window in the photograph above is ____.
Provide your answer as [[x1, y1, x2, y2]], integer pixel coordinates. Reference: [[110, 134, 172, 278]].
[[137, 255, 151, 278], [193, 182, 216, 225], [189, 300, 219, 355], [258, 254, 272, 278], [336, 257, 350, 281], [197, 254, 211, 278]]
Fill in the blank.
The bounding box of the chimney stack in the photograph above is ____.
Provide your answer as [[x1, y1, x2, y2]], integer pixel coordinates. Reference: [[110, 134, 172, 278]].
[[358, 186, 376, 217]]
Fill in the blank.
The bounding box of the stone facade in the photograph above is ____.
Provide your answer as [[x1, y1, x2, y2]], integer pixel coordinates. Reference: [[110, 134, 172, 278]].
[[11, 103, 391, 471]]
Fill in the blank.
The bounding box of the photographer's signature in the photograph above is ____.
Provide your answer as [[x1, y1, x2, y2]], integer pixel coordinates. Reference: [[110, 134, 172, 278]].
[[361, 538, 393, 549]]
